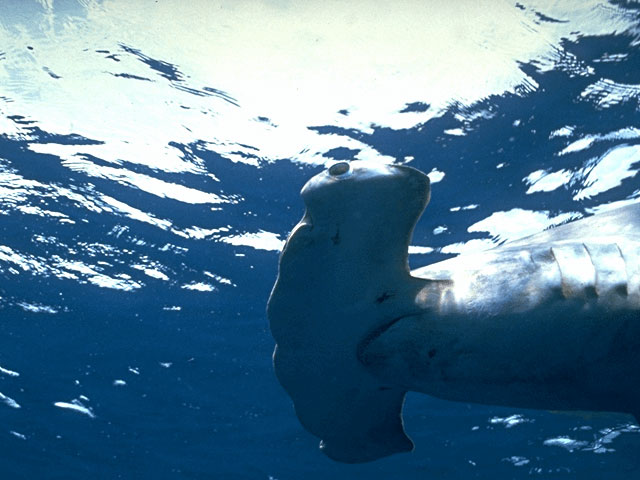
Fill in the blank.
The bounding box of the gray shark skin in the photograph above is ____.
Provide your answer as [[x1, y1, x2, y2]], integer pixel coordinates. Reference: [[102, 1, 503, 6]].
[[267, 161, 640, 463]]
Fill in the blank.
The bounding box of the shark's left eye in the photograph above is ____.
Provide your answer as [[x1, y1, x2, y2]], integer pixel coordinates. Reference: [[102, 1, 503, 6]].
[[328, 162, 351, 177]]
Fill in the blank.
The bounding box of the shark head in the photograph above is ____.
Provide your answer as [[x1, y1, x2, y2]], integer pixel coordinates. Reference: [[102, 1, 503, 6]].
[[268, 161, 430, 462]]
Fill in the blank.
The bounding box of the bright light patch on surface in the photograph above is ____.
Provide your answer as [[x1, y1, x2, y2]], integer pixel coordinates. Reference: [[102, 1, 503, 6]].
[[450, 204, 478, 212], [143, 269, 169, 280], [524, 169, 572, 193], [204, 271, 235, 286], [162, 306, 182, 311], [17, 302, 58, 313], [54, 400, 95, 418], [0, 108, 22, 137], [468, 208, 580, 243], [132, 264, 169, 281], [574, 145, 640, 200], [37, 153, 224, 204], [503, 456, 530, 467], [55, 259, 98, 276], [440, 238, 496, 255], [181, 282, 216, 292], [444, 128, 465, 136], [602, 127, 640, 141], [220, 230, 285, 252], [408, 246, 435, 255], [559, 137, 595, 155], [550, 126, 574, 138], [580, 79, 640, 109], [17, 205, 69, 220], [427, 168, 445, 184], [0, 366, 19, 377], [558, 127, 640, 156], [543, 436, 589, 452], [0, 245, 45, 273], [182, 226, 230, 240], [0, 392, 21, 409], [490, 414, 533, 428], [87, 273, 142, 291], [100, 195, 173, 230]]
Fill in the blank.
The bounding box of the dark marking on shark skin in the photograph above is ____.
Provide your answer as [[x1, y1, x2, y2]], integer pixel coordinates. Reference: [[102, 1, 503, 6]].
[[376, 292, 395, 304], [331, 226, 341, 245]]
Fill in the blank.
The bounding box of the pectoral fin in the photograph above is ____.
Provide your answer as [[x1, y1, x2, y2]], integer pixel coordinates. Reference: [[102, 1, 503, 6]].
[[273, 345, 412, 463], [316, 387, 413, 463]]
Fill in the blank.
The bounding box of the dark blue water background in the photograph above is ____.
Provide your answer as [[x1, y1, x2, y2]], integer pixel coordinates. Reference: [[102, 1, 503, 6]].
[[1, 1, 640, 478]]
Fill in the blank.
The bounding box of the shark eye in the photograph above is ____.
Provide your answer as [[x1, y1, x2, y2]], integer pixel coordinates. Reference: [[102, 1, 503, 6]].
[[328, 162, 351, 177]]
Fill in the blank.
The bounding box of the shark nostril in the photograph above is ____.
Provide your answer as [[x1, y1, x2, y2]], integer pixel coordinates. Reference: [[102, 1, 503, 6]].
[[329, 162, 350, 177]]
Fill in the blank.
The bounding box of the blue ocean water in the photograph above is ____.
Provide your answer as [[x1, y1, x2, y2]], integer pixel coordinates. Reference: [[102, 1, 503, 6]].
[[1, 1, 640, 478]]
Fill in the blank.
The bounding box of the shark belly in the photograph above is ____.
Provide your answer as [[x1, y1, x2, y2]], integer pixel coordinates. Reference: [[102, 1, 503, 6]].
[[361, 238, 640, 414]]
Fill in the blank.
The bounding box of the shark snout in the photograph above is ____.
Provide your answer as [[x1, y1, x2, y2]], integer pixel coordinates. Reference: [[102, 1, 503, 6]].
[[392, 164, 431, 206]]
